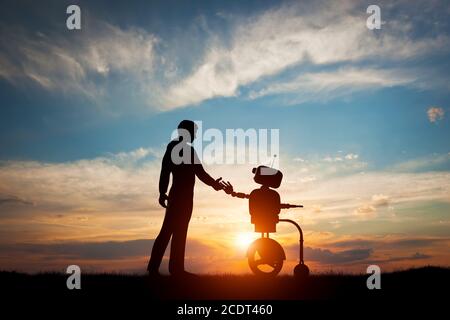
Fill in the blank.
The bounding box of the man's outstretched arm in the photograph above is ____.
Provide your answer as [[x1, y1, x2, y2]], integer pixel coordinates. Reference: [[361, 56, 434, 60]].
[[195, 163, 223, 190], [193, 149, 222, 190]]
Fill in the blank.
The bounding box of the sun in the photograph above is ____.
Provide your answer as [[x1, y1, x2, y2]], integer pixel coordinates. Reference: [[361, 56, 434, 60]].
[[235, 232, 256, 250]]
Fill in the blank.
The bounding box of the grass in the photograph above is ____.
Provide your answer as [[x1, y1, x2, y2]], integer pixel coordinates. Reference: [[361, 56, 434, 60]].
[[2, 266, 448, 300]]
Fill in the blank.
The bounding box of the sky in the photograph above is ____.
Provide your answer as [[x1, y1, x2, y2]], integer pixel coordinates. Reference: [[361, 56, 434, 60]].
[[0, 0, 449, 274]]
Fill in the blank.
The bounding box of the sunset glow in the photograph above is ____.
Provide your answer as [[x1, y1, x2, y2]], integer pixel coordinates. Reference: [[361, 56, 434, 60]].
[[235, 233, 257, 250]]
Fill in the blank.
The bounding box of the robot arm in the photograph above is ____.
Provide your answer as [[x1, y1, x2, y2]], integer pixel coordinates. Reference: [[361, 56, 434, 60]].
[[280, 203, 303, 209], [222, 181, 250, 199], [231, 191, 250, 199]]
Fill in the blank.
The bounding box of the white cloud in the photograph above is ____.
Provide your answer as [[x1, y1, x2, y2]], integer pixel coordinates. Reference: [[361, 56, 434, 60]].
[[0, 147, 449, 249], [427, 107, 445, 123], [371, 194, 390, 207], [296, 170, 450, 217], [0, 148, 161, 214], [352, 194, 391, 219], [1, 2, 449, 111], [2, 147, 447, 227], [345, 153, 359, 160], [0, 22, 158, 100], [324, 153, 361, 163], [162, 2, 449, 108], [280, 152, 450, 224], [300, 175, 317, 183], [354, 204, 377, 218], [248, 68, 416, 102], [389, 153, 450, 172]]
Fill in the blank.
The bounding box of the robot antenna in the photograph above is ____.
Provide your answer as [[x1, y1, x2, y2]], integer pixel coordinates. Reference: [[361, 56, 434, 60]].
[[270, 154, 277, 168]]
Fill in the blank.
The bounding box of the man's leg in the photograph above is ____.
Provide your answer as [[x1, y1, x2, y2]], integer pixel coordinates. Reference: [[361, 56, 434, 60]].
[[168, 207, 192, 274], [147, 209, 175, 272]]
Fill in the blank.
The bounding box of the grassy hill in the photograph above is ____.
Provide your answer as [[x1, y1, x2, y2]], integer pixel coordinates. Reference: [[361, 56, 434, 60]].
[[2, 266, 448, 300]]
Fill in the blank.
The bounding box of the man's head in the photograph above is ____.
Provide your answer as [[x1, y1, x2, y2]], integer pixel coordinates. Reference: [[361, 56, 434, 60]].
[[177, 120, 198, 142]]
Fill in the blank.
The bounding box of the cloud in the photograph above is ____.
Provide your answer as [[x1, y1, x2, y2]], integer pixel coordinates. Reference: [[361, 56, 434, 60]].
[[0, 237, 222, 273], [333, 170, 450, 217], [248, 68, 416, 102], [0, 21, 158, 102], [345, 153, 359, 160], [285, 245, 373, 264], [3, 239, 156, 260], [162, 1, 449, 108], [0, 147, 162, 215], [0, 148, 449, 272], [1, 1, 449, 111], [388, 153, 450, 172], [353, 204, 377, 218], [283, 154, 450, 223], [327, 237, 449, 250], [0, 194, 33, 206], [298, 236, 446, 267], [1, 148, 449, 227], [427, 107, 445, 123], [322, 153, 362, 163], [371, 194, 390, 207], [409, 252, 431, 259], [368, 252, 432, 264]]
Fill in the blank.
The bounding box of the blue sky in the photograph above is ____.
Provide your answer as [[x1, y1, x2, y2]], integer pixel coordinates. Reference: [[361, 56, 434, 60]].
[[1, 0, 449, 166], [0, 0, 449, 273]]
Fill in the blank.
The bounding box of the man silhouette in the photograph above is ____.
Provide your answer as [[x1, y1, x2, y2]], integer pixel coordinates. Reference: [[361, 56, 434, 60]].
[[147, 120, 224, 276]]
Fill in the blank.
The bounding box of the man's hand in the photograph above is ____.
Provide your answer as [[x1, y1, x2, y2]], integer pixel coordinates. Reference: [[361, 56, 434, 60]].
[[212, 177, 224, 191], [159, 193, 168, 208]]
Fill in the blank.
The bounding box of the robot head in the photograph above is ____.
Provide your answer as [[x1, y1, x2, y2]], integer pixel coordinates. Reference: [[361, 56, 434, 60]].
[[252, 165, 283, 188]]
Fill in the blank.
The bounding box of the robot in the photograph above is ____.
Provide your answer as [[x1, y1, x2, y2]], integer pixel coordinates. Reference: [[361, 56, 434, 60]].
[[223, 166, 310, 278]]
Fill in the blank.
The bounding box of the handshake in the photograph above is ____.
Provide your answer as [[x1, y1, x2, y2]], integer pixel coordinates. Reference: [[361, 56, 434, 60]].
[[213, 177, 234, 194], [158, 177, 235, 208]]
